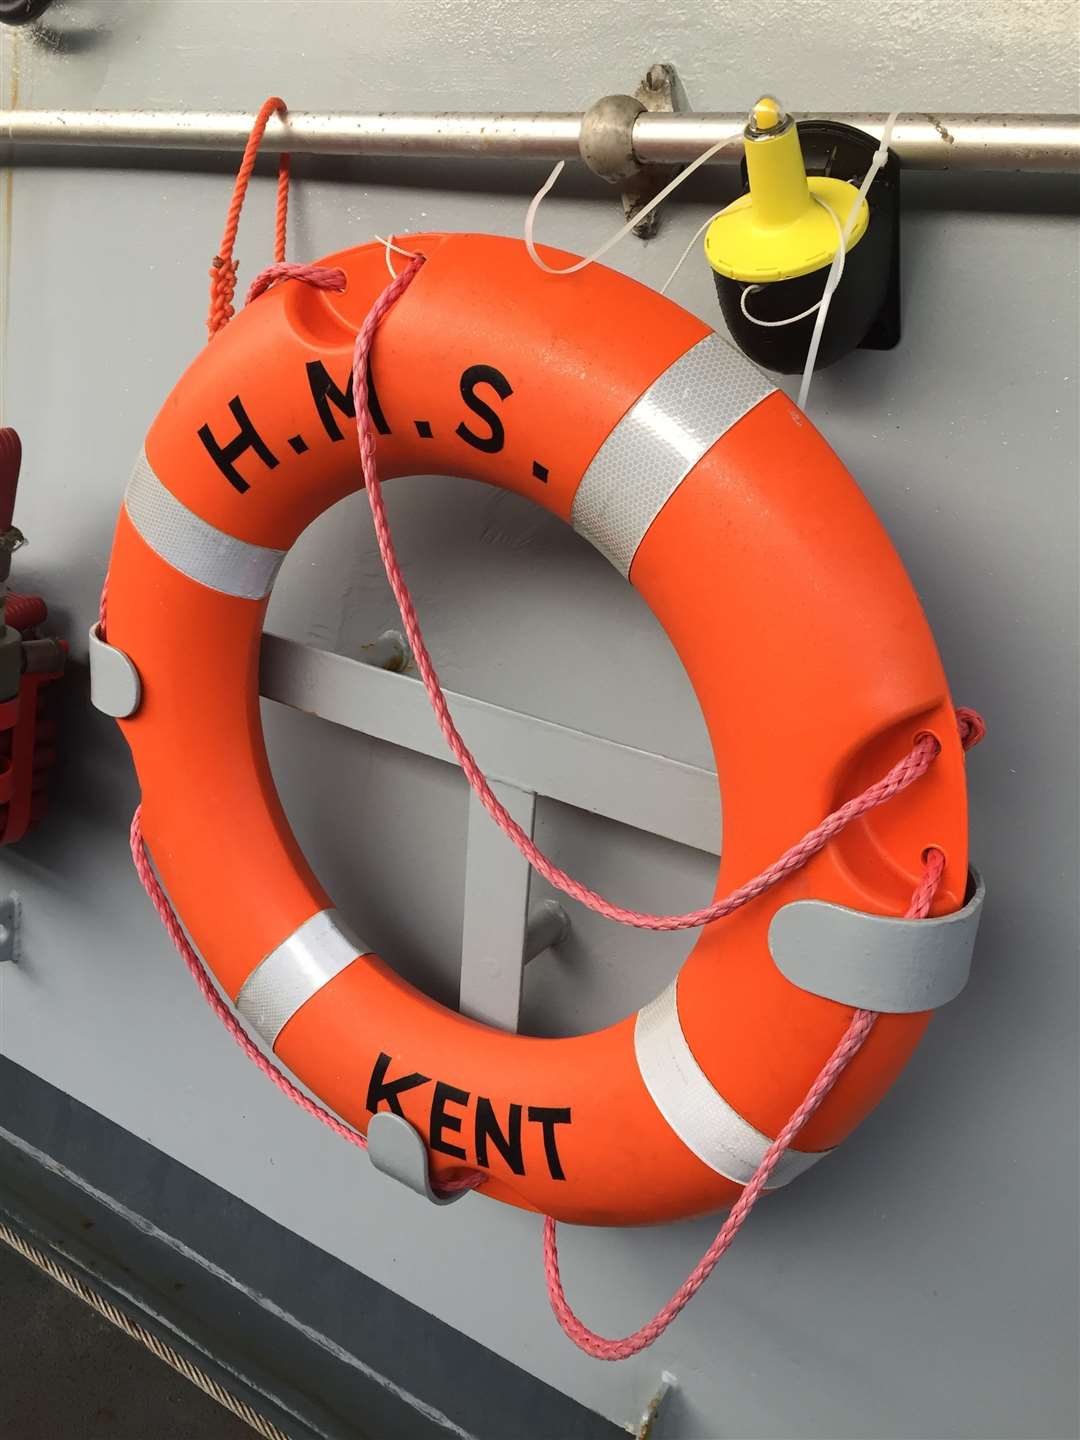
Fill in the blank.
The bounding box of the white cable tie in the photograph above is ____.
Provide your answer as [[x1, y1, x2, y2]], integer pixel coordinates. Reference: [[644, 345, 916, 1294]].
[[523, 108, 900, 417], [842, 109, 900, 244], [796, 110, 898, 409], [374, 233, 422, 278], [659, 210, 725, 295], [796, 198, 846, 411]]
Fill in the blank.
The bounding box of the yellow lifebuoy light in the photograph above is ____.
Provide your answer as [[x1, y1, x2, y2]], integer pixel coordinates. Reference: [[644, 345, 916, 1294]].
[[704, 96, 869, 284]]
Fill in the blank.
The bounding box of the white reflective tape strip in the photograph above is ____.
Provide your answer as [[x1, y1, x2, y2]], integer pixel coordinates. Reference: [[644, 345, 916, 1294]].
[[124, 449, 286, 600], [633, 981, 829, 1188], [570, 333, 775, 578], [235, 909, 371, 1048]]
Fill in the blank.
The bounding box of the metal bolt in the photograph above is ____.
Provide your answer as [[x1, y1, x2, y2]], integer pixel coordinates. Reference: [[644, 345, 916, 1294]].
[[523, 900, 570, 963], [646, 64, 668, 91], [0, 894, 19, 963], [361, 629, 411, 673]]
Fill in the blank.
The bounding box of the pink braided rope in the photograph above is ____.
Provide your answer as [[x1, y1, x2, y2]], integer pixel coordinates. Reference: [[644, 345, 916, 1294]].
[[543, 846, 946, 1360], [129, 806, 481, 1198], [129, 807, 366, 1148], [353, 256, 962, 933], [341, 259, 985, 1355]]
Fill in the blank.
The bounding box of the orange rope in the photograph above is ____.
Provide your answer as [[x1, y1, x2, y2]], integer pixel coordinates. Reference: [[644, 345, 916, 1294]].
[[207, 97, 291, 339], [274, 151, 291, 266]]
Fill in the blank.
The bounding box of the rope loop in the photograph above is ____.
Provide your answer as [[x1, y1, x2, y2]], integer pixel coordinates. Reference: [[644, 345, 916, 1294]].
[[245, 262, 347, 307], [207, 96, 290, 339]]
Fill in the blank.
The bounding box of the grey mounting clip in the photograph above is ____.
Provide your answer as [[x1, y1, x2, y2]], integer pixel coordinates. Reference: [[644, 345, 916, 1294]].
[[366, 1112, 471, 1206], [579, 63, 686, 238], [769, 867, 985, 1013], [88, 622, 141, 719]]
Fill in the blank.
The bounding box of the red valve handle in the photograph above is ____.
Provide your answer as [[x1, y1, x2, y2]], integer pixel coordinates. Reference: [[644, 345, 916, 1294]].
[[0, 429, 21, 532]]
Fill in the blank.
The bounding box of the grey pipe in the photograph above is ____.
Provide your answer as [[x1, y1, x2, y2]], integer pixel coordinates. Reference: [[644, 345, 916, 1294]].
[[1, 109, 1076, 173]]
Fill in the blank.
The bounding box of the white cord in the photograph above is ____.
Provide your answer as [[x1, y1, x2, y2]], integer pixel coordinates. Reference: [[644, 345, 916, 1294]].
[[374, 233, 423, 278], [659, 209, 725, 294], [523, 135, 737, 276], [843, 110, 900, 243], [523, 110, 900, 412], [793, 111, 899, 410], [738, 195, 851, 328], [741, 284, 825, 326], [796, 198, 845, 409]]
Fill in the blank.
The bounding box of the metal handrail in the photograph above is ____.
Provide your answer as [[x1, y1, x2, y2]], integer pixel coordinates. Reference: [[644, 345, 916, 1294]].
[[2, 108, 1077, 172]]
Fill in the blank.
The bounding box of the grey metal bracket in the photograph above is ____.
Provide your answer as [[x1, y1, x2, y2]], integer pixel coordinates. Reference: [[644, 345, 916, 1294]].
[[769, 867, 985, 1013], [366, 1111, 470, 1206], [637, 1371, 678, 1440], [0, 892, 20, 964], [458, 778, 570, 1033], [261, 633, 721, 855], [579, 63, 687, 238], [367, 708, 567, 1193], [88, 623, 410, 724], [88, 622, 141, 719]]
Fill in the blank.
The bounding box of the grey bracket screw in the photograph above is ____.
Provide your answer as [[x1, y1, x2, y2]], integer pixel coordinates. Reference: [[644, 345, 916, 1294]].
[[625, 64, 685, 238], [0, 893, 21, 964], [360, 629, 411, 673]]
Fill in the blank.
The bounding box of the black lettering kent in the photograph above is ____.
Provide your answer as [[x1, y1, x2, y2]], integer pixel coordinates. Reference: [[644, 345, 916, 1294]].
[[366, 1053, 568, 1180]]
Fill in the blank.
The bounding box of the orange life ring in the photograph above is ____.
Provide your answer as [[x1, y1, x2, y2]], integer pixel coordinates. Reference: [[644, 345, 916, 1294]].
[[103, 233, 968, 1227]]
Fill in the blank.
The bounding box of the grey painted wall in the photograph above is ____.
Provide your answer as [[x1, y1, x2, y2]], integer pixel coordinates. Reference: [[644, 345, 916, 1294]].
[[1, 2, 1078, 1436]]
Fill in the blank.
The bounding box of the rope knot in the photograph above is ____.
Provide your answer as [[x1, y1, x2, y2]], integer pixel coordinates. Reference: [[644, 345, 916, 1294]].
[[206, 97, 290, 339], [956, 706, 986, 751]]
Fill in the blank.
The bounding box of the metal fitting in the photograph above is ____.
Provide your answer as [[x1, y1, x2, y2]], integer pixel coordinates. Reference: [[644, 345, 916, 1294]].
[[0, 894, 19, 964], [0, 527, 26, 587], [579, 93, 646, 183], [0, 625, 22, 703], [20, 637, 65, 675]]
